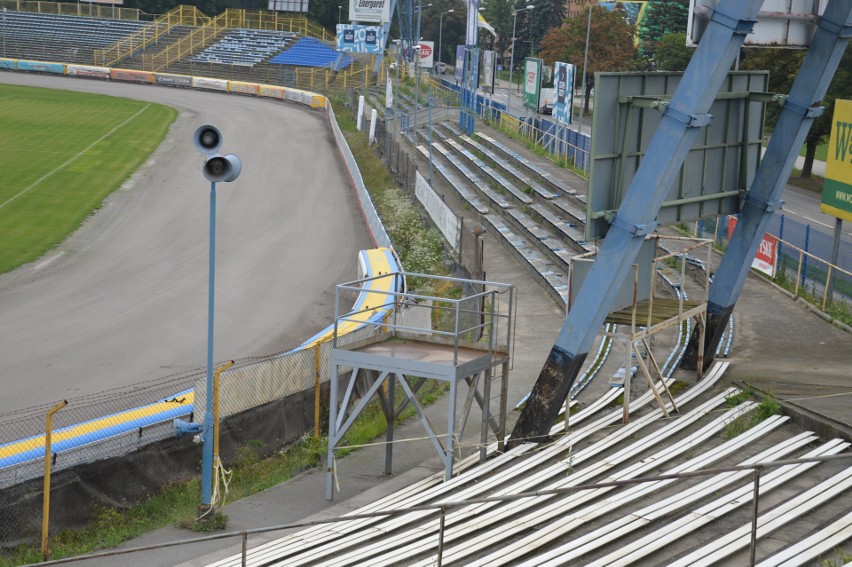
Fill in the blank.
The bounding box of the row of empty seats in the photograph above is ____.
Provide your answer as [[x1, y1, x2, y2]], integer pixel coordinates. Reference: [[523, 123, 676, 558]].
[[189, 28, 296, 67], [0, 11, 148, 64], [268, 37, 352, 69]]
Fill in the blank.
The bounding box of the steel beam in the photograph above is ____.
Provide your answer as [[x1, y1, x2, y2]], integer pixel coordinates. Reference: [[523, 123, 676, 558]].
[[682, 0, 852, 370], [508, 0, 763, 446]]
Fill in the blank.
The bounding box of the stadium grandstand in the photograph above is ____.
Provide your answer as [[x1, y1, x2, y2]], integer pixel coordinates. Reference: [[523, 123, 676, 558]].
[[0, 11, 149, 64], [189, 28, 297, 67], [0, 5, 365, 88]]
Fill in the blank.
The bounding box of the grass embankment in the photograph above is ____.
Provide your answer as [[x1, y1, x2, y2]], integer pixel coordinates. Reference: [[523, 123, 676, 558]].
[[0, 84, 176, 274]]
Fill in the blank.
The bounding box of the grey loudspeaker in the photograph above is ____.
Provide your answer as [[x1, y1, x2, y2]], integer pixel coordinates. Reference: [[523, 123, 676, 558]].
[[193, 124, 223, 155], [202, 154, 242, 183]]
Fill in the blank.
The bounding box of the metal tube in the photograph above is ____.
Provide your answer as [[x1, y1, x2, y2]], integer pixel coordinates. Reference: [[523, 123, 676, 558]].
[[436, 506, 447, 566], [315, 343, 322, 439], [750, 468, 761, 566], [42, 400, 67, 562], [577, 5, 591, 134], [202, 180, 217, 508], [213, 360, 234, 474]]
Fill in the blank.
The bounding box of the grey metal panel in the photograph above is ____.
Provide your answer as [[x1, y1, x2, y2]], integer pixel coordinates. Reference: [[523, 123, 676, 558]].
[[587, 71, 767, 240]]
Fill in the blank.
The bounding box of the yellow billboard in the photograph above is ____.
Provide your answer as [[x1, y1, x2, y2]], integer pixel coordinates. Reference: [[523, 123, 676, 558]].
[[821, 99, 852, 222]]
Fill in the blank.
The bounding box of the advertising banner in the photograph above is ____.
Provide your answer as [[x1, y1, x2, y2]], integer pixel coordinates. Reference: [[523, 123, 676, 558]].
[[465, 0, 479, 45], [110, 69, 153, 83], [268, 0, 309, 13], [0, 59, 16, 70], [348, 0, 390, 23], [820, 99, 852, 222], [66, 65, 110, 79], [154, 73, 192, 87], [553, 61, 575, 125], [336, 24, 384, 53], [192, 77, 228, 91], [727, 216, 779, 277], [482, 50, 495, 89], [228, 81, 261, 95], [415, 171, 461, 251], [523, 58, 542, 112], [16, 60, 64, 74], [417, 41, 434, 69], [455, 46, 465, 81]]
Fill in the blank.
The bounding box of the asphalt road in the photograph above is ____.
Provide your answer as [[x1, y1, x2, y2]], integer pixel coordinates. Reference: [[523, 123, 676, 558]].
[[0, 73, 373, 414]]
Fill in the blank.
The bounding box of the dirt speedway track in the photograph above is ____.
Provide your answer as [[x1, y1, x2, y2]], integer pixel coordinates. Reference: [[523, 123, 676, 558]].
[[0, 73, 372, 414]]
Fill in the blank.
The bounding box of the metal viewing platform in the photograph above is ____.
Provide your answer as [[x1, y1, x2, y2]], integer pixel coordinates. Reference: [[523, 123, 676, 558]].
[[326, 271, 515, 500]]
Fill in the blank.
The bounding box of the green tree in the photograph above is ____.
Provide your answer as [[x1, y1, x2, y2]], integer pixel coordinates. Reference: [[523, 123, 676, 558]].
[[539, 6, 640, 110], [801, 48, 852, 177], [741, 47, 852, 178], [528, 0, 563, 57], [637, 0, 689, 62], [654, 32, 692, 71], [483, 0, 515, 65]]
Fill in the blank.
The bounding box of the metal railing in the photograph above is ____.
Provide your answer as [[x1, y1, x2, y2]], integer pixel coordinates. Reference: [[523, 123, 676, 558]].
[[31, 452, 852, 567], [0, 0, 140, 20], [94, 5, 208, 67]]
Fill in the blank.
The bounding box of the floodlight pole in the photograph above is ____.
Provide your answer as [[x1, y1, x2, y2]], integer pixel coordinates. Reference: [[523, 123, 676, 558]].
[[201, 179, 217, 509], [439, 9, 453, 67], [577, 4, 592, 134]]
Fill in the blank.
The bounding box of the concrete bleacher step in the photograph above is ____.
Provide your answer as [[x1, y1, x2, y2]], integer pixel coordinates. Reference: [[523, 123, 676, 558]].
[[456, 134, 556, 200], [476, 131, 582, 200], [442, 138, 533, 206], [414, 145, 488, 215], [430, 142, 512, 210], [213, 364, 852, 566], [484, 216, 570, 306], [529, 202, 590, 253], [433, 124, 591, 255]]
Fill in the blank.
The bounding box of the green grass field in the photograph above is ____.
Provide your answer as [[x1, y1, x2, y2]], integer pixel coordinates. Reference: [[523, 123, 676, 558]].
[[0, 84, 176, 274]]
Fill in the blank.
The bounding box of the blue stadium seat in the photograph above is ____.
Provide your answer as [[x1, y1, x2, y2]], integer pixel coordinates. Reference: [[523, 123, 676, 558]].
[[268, 37, 352, 69]]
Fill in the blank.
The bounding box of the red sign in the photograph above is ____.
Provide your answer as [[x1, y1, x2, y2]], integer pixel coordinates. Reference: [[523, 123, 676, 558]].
[[727, 216, 778, 277], [418, 45, 432, 58]]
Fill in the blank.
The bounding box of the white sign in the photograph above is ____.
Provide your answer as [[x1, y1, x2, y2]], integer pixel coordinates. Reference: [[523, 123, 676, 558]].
[[688, 0, 829, 47], [482, 50, 495, 88], [268, 0, 309, 12], [349, 0, 391, 23], [414, 171, 460, 251], [417, 41, 434, 69]]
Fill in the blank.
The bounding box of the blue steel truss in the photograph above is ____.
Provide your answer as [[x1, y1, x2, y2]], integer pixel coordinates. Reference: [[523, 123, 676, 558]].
[[512, 0, 852, 444]]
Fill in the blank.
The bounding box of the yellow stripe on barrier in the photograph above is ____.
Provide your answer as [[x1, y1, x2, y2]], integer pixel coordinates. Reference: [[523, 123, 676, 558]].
[[0, 392, 195, 461], [300, 249, 398, 350]]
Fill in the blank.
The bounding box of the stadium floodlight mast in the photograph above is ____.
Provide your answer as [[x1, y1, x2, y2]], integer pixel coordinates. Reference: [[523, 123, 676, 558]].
[[192, 125, 242, 511], [438, 9, 453, 67]]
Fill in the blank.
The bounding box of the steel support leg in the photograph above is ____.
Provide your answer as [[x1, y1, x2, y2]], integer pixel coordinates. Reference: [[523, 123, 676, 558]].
[[682, 0, 852, 370], [508, 0, 763, 447]]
